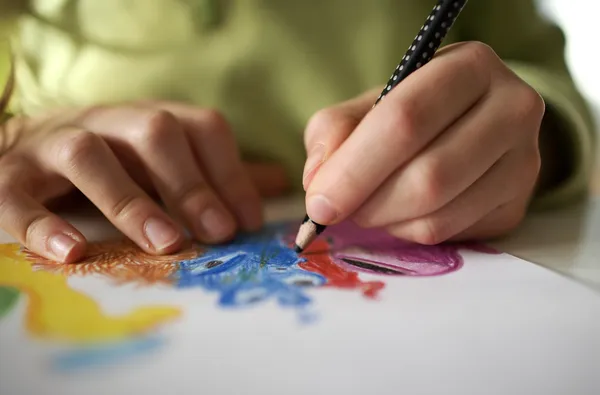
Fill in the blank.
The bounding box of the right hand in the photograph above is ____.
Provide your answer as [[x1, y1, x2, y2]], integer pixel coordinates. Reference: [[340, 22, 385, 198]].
[[0, 101, 288, 263]]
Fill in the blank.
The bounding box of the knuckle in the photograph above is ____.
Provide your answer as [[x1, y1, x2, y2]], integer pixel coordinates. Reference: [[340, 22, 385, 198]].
[[413, 218, 448, 245], [24, 213, 49, 247], [305, 108, 346, 146], [195, 109, 235, 144], [141, 110, 179, 147], [110, 195, 146, 221], [201, 108, 229, 132], [366, 104, 416, 149], [412, 159, 444, 211], [515, 85, 545, 123], [462, 41, 496, 66], [307, 109, 342, 132], [459, 41, 495, 84], [392, 101, 419, 137], [175, 181, 214, 210], [351, 210, 376, 229], [57, 131, 102, 171]]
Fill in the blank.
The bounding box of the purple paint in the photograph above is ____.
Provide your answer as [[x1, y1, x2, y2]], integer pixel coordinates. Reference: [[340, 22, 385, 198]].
[[315, 221, 498, 276]]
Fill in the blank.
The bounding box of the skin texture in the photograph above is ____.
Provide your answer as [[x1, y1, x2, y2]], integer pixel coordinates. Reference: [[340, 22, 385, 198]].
[[0, 102, 288, 263], [303, 42, 545, 244], [0, 40, 545, 261]]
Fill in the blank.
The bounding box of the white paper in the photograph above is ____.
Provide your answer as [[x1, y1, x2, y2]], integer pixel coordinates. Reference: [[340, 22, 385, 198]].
[[1, 216, 600, 395]]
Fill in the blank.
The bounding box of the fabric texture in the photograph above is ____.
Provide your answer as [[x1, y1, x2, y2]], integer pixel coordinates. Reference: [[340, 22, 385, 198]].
[[0, 0, 595, 205]]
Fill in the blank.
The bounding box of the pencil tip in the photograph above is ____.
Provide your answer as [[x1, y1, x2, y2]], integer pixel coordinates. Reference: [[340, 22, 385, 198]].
[[294, 245, 303, 254]]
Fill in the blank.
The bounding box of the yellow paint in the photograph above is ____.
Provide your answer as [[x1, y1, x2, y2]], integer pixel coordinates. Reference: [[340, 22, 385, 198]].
[[0, 244, 181, 344]]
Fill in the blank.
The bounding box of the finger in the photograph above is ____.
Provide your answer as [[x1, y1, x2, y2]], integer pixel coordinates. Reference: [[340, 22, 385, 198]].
[[353, 80, 534, 228], [306, 42, 495, 225], [43, 127, 185, 254], [384, 148, 539, 245], [449, 198, 530, 242], [303, 89, 380, 190], [141, 103, 264, 232], [0, 160, 86, 263], [244, 162, 289, 198], [81, 106, 237, 243]]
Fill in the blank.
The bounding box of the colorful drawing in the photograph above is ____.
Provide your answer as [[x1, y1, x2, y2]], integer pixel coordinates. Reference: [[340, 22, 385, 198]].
[[0, 243, 182, 343], [320, 221, 493, 276], [50, 335, 166, 372], [0, 242, 196, 370], [25, 239, 203, 285], [0, 221, 497, 323], [175, 221, 498, 308], [298, 237, 385, 298], [174, 223, 386, 309], [0, 220, 497, 370], [0, 286, 19, 319]]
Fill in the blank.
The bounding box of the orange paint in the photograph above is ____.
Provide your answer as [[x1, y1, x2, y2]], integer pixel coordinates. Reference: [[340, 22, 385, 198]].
[[298, 239, 385, 299]]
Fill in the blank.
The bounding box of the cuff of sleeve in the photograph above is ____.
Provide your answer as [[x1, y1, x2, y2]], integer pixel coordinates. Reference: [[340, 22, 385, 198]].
[[507, 61, 596, 211]]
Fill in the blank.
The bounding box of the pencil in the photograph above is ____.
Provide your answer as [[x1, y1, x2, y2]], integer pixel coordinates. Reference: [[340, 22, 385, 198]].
[[294, 0, 469, 254]]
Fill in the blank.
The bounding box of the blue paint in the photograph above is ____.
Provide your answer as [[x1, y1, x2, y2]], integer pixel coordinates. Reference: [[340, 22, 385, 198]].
[[51, 336, 164, 372], [175, 223, 326, 309], [297, 310, 319, 326]]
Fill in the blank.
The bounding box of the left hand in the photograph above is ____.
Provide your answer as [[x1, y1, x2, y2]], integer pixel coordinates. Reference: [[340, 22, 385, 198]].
[[302, 42, 545, 244]]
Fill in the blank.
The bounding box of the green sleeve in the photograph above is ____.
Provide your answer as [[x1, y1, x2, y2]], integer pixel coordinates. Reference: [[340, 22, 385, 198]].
[[0, 2, 22, 117], [456, 0, 596, 210]]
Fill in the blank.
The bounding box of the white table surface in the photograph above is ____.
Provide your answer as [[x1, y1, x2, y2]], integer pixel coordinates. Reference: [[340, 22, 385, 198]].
[[492, 197, 600, 292]]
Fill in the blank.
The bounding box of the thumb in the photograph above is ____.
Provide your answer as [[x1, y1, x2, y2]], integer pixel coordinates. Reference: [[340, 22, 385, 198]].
[[302, 89, 380, 190], [244, 162, 289, 198]]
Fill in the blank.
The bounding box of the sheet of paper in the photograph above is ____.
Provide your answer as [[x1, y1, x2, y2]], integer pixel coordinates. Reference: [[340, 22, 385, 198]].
[[1, 217, 599, 395]]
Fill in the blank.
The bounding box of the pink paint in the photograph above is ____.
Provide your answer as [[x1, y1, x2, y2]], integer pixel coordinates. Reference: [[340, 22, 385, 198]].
[[313, 221, 499, 276]]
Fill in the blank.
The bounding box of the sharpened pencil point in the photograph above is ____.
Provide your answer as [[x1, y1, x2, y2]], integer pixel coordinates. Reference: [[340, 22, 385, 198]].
[[295, 216, 327, 253]]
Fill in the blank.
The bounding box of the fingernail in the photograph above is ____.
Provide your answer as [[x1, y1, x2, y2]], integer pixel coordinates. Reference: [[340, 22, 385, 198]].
[[144, 217, 180, 251], [303, 144, 326, 190], [198, 207, 234, 241], [306, 195, 338, 224], [49, 234, 78, 261]]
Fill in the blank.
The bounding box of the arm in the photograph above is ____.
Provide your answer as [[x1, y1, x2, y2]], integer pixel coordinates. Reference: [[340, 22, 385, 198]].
[[0, 2, 26, 151], [456, 0, 596, 209]]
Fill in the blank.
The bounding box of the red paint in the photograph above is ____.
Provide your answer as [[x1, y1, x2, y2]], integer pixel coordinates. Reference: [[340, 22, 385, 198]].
[[298, 239, 385, 299]]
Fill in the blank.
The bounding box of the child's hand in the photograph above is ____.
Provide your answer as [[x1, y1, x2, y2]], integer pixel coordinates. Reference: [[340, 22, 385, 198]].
[[0, 102, 287, 262], [303, 42, 545, 244]]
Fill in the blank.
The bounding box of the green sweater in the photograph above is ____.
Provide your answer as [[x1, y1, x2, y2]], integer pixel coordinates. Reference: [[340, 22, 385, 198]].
[[0, 0, 596, 208]]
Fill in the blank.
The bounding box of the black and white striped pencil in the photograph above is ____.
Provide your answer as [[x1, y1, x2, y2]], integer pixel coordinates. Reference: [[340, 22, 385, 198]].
[[294, 0, 469, 254]]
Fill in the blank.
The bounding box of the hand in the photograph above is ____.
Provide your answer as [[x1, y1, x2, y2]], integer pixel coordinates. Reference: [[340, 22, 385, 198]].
[[303, 42, 544, 244], [0, 102, 288, 262]]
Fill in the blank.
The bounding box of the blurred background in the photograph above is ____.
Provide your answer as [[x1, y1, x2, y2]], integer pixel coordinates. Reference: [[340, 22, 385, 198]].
[[539, 0, 600, 191], [539, 0, 599, 119]]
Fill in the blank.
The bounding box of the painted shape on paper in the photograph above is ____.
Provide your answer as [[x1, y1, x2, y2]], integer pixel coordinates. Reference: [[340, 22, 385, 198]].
[[0, 220, 498, 370]]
